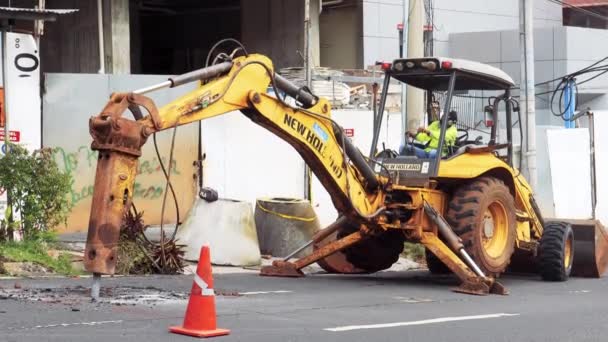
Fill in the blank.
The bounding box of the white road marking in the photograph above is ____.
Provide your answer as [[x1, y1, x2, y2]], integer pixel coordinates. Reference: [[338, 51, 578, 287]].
[[324, 313, 520, 332], [239, 290, 293, 295], [393, 296, 434, 304], [569, 290, 591, 294], [9, 320, 123, 331]]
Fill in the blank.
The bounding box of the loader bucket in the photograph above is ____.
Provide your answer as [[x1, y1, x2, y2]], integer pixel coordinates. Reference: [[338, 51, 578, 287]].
[[566, 219, 608, 278]]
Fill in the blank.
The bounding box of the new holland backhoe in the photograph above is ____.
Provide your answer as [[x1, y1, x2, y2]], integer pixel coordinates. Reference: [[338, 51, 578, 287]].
[[83, 44, 608, 296]]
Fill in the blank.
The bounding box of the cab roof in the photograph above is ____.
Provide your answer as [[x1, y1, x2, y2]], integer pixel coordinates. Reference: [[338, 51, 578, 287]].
[[389, 57, 515, 91]]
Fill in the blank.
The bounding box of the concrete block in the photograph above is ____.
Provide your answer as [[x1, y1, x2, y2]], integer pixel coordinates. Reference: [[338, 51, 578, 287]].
[[176, 199, 261, 266]]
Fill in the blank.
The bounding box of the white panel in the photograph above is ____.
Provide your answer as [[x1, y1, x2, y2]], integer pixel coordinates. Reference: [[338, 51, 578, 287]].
[[201, 111, 305, 207], [535, 125, 563, 218], [546, 128, 592, 219], [362, 1, 380, 37], [377, 2, 403, 38], [0, 33, 42, 227], [2, 32, 41, 153], [592, 112, 608, 225], [363, 36, 380, 68], [378, 37, 400, 64], [310, 110, 398, 226]]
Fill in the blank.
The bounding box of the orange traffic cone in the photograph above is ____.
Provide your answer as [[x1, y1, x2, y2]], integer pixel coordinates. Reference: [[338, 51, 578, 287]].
[[170, 246, 230, 338]]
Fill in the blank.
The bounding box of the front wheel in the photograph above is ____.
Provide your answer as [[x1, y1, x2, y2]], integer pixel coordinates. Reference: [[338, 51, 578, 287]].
[[538, 221, 574, 281]]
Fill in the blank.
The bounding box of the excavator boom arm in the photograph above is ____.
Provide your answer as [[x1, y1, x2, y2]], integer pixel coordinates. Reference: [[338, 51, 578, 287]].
[[84, 54, 384, 275]]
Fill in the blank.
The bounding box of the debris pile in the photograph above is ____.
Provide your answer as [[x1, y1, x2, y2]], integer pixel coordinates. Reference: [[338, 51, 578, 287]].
[[277, 66, 403, 111]]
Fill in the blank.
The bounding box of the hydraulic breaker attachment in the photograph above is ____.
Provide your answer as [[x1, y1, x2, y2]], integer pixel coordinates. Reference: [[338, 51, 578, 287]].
[[422, 201, 508, 296], [260, 229, 367, 277], [84, 94, 151, 275], [566, 219, 608, 278]]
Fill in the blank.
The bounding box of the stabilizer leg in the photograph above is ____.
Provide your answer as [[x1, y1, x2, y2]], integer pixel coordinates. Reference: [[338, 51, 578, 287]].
[[421, 232, 507, 295], [260, 230, 366, 277]]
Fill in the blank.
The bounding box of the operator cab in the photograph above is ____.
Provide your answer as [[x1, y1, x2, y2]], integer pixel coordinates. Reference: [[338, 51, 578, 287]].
[[371, 57, 516, 185]]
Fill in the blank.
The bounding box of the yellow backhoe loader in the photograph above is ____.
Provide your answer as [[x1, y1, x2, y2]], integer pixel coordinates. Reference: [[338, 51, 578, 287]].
[[83, 43, 607, 296]]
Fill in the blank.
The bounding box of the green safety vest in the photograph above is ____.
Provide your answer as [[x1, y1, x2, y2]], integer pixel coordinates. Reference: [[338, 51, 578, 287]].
[[415, 121, 457, 155]]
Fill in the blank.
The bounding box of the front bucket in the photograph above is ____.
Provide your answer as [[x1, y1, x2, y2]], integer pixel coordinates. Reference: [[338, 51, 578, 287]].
[[566, 219, 608, 278]]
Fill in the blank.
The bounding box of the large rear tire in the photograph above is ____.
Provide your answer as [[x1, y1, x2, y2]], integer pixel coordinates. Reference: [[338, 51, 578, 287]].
[[446, 177, 517, 277], [339, 222, 405, 273], [538, 221, 574, 281]]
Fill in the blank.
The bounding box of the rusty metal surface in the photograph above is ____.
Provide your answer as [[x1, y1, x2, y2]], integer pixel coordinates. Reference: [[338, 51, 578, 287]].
[[452, 278, 507, 296], [562, 219, 608, 278], [260, 261, 304, 278], [313, 231, 364, 274], [259, 230, 367, 277], [84, 95, 153, 275], [293, 231, 366, 270], [420, 232, 477, 283], [312, 218, 364, 274], [452, 281, 490, 296], [488, 280, 508, 295], [83, 151, 139, 274], [420, 232, 508, 295]]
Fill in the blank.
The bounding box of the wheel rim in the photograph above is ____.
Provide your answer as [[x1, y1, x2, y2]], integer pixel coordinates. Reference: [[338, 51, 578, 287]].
[[481, 201, 509, 259], [564, 234, 573, 269]]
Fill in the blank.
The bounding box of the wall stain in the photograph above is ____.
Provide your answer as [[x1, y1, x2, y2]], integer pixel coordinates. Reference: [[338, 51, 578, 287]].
[[53, 145, 182, 206]]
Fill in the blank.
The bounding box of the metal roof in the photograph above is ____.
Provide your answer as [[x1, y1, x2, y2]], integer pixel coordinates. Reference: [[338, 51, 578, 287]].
[[390, 57, 515, 91], [0, 7, 78, 21]]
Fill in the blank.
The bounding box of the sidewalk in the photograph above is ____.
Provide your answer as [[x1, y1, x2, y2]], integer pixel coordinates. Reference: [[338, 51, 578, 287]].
[[58, 226, 178, 245]]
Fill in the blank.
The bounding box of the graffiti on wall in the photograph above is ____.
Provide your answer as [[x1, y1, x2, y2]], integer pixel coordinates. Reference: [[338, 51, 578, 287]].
[[43, 73, 200, 233], [53, 145, 182, 206], [51, 141, 197, 233]]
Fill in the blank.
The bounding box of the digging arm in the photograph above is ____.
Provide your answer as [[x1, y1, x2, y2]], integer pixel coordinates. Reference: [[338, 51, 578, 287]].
[[84, 54, 386, 275]]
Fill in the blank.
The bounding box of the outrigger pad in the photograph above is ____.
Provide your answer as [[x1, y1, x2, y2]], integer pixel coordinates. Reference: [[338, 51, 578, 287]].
[[489, 280, 509, 295], [452, 282, 490, 296], [260, 260, 305, 278], [452, 279, 508, 296]]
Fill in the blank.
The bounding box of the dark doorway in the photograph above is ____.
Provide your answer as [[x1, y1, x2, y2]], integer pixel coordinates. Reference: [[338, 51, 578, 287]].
[[131, 0, 241, 74]]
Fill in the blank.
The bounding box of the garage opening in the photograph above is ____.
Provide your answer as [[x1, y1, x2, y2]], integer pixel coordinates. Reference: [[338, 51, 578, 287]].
[[130, 0, 242, 74]]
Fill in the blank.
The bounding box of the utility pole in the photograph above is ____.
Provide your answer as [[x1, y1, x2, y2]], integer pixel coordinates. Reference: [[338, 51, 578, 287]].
[[519, 0, 537, 191], [400, 0, 407, 145], [304, 0, 312, 90], [303, 0, 312, 200], [406, 0, 424, 131]]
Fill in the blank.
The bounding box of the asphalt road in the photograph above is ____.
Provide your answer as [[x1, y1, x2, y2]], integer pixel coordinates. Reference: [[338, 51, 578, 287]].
[[1, 270, 606, 342]]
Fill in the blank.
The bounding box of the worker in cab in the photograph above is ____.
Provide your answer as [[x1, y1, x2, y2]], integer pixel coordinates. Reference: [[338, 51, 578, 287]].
[[402, 110, 458, 158]]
